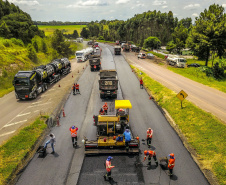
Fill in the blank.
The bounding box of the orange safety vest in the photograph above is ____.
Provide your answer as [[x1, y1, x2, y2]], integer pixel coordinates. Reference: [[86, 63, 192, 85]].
[[168, 158, 175, 169], [75, 84, 79, 89], [147, 129, 153, 139], [70, 128, 77, 137], [145, 150, 156, 157], [103, 104, 108, 111], [106, 160, 114, 172]]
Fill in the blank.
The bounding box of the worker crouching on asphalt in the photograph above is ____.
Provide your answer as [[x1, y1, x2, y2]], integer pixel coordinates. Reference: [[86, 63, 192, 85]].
[[102, 102, 108, 114], [123, 128, 131, 151], [69, 126, 78, 147], [104, 156, 115, 181], [143, 150, 158, 167], [99, 108, 105, 115], [168, 153, 175, 176], [146, 128, 153, 148]]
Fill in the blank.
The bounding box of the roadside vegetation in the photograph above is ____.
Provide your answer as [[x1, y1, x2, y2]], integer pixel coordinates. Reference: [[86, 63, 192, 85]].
[[38, 25, 86, 36], [131, 66, 226, 185], [0, 116, 48, 185]]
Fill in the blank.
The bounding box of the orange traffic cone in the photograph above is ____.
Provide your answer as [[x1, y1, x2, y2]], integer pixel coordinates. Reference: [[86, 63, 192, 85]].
[[78, 70, 79, 73], [56, 117, 61, 126], [62, 108, 66, 117], [72, 74, 73, 78], [149, 96, 152, 100], [83, 66, 84, 69], [59, 84, 61, 87], [132, 69, 133, 72]]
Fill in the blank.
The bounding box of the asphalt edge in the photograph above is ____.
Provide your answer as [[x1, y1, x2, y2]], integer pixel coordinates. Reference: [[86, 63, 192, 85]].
[[122, 53, 219, 185]]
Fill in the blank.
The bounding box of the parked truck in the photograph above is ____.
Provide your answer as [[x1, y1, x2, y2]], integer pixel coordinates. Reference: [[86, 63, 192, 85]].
[[76, 38, 83, 43], [13, 58, 71, 100], [89, 55, 101, 71], [99, 70, 118, 99], [123, 43, 130, 52], [114, 46, 121, 55], [75, 47, 94, 62], [167, 55, 187, 68]]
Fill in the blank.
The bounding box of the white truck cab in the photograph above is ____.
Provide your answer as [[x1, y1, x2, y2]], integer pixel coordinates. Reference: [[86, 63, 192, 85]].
[[75, 47, 94, 62], [76, 38, 83, 43], [167, 55, 186, 68]]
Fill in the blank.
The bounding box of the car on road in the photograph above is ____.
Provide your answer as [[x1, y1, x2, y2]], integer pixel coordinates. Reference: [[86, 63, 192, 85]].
[[187, 63, 200, 67], [146, 53, 154, 59], [138, 53, 146, 59]]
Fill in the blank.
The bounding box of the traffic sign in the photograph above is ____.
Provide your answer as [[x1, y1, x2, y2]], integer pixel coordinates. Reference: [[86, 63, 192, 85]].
[[176, 90, 188, 101]]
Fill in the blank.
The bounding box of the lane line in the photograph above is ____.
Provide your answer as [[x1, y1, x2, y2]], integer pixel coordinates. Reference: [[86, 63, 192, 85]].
[[32, 101, 42, 105], [16, 112, 31, 117], [3, 120, 27, 128], [0, 130, 16, 137], [28, 102, 52, 108]]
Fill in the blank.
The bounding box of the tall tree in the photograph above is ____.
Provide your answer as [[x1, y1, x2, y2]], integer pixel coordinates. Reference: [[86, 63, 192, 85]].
[[143, 36, 161, 50], [187, 4, 226, 66]]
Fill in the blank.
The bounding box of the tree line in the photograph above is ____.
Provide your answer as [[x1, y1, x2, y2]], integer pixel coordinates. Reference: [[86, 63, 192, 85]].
[[80, 4, 226, 67], [33, 21, 89, 25]]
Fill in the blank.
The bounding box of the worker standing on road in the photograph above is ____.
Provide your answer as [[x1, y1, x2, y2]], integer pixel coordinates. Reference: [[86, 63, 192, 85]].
[[168, 153, 175, 176], [69, 126, 78, 147], [102, 102, 108, 114], [123, 129, 131, 151], [44, 133, 56, 154], [72, 84, 75, 95], [140, 78, 143, 89], [104, 156, 115, 181], [143, 150, 158, 166], [146, 128, 153, 148], [75, 83, 80, 94]]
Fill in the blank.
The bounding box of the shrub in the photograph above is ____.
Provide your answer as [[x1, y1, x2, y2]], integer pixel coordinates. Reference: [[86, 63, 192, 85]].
[[10, 38, 24, 47], [2, 39, 12, 47]]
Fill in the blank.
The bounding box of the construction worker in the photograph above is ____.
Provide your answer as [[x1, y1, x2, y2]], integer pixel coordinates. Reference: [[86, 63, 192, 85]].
[[146, 128, 153, 148], [143, 150, 158, 167], [140, 78, 143, 89], [104, 156, 115, 181], [69, 126, 78, 147], [75, 83, 80, 94], [168, 153, 175, 176], [123, 129, 131, 151], [44, 133, 56, 154], [99, 108, 105, 115], [72, 84, 75, 95], [102, 102, 108, 114]]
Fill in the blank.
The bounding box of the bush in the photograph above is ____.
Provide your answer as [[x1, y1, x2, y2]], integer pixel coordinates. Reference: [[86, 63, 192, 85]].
[[10, 38, 24, 47], [2, 39, 12, 47], [212, 62, 225, 79], [99, 36, 104, 40]]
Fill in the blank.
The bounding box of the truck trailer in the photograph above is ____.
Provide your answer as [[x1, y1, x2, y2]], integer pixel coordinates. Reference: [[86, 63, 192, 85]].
[[13, 58, 71, 100], [89, 55, 101, 71], [114, 46, 121, 55], [75, 47, 94, 62], [99, 70, 118, 99], [167, 55, 187, 68]]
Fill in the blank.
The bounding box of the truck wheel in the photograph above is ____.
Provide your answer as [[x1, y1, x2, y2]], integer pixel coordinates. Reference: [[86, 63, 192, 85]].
[[100, 94, 104, 99], [45, 84, 48, 90], [33, 92, 37, 99], [114, 94, 117, 99]]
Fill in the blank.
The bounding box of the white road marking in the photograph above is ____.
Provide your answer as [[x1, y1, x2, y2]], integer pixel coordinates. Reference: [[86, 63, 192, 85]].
[[34, 110, 40, 113], [0, 130, 16, 137], [32, 101, 42, 105], [16, 112, 31, 117], [28, 102, 52, 108], [3, 120, 27, 128]]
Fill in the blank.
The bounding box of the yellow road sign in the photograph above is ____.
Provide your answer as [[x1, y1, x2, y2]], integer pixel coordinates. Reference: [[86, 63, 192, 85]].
[[177, 90, 188, 101]]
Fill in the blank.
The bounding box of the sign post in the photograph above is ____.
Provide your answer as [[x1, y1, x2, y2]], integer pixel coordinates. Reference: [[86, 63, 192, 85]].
[[176, 90, 188, 109]]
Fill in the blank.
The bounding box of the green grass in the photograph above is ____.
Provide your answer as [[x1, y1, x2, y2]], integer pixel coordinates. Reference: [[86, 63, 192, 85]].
[[132, 66, 226, 185], [38, 25, 86, 36], [0, 117, 47, 185], [149, 51, 165, 59]]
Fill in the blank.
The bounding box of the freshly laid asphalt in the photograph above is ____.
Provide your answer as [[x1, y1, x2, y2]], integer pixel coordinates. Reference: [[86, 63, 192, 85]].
[[15, 44, 209, 185]]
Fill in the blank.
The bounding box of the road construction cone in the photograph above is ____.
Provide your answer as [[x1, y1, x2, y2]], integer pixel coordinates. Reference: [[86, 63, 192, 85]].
[[72, 74, 73, 78], [56, 117, 61, 126], [62, 108, 66, 117], [132, 69, 133, 72], [149, 96, 152, 100], [78, 70, 79, 73], [59, 84, 61, 87], [83, 66, 84, 69]]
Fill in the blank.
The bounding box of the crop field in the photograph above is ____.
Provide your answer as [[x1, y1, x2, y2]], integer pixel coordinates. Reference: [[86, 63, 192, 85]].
[[38, 25, 86, 36]]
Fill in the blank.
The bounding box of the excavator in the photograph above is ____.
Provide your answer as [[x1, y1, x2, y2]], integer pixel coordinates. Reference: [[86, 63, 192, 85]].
[[84, 100, 140, 155]]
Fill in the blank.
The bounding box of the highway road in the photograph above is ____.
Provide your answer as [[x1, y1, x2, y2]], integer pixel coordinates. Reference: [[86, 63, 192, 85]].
[[123, 51, 226, 123], [15, 44, 209, 185]]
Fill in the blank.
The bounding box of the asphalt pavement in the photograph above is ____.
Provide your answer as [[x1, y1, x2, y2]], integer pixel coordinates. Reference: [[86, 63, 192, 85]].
[[15, 44, 209, 185]]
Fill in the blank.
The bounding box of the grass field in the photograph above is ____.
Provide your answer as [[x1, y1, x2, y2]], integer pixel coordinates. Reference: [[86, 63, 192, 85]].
[[132, 66, 226, 185], [38, 25, 86, 36]]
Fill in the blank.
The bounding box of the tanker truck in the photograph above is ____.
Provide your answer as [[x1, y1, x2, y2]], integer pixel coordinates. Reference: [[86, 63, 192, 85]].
[[75, 47, 94, 62], [13, 58, 71, 100]]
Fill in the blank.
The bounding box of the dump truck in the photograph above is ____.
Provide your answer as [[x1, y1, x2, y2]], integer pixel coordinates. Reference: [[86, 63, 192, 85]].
[[84, 100, 140, 155], [99, 70, 118, 99], [89, 55, 101, 71], [123, 43, 130, 52], [13, 58, 71, 100], [114, 46, 121, 55]]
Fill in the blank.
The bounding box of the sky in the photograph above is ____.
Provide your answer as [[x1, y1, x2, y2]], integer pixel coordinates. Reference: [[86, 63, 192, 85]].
[[6, 0, 226, 22]]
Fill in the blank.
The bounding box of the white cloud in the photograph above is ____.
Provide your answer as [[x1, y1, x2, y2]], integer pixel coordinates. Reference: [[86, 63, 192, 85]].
[[153, 0, 167, 6], [222, 4, 226, 8], [67, 0, 108, 8], [162, 5, 167, 9], [192, 13, 199, 17], [115, 0, 129, 5], [8, 0, 39, 6], [184, 4, 200, 9], [137, 3, 144, 7]]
